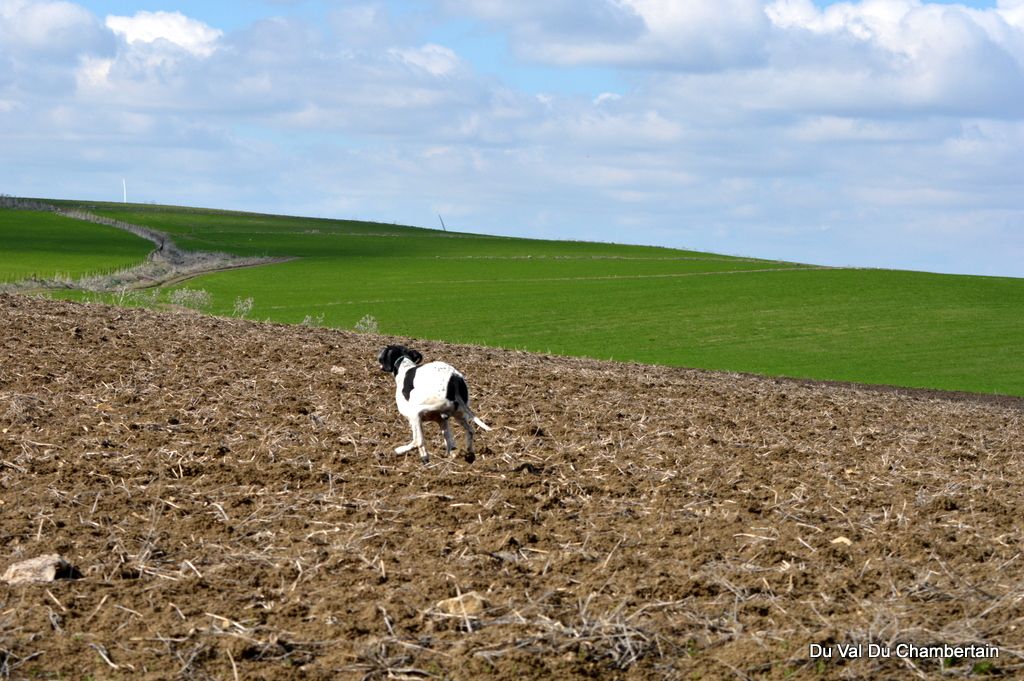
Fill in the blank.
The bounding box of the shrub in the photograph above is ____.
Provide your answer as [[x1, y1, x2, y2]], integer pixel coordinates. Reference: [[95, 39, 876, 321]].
[[301, 312, 325, 327], [168, 288, 212, 311], [233, 296, 254, 318], [123, 289, 161, 308], [354, 314, 379, 333]]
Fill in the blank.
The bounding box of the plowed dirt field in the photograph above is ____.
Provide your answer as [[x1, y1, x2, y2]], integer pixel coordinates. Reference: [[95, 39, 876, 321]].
[[2, 293, 1022, 679]]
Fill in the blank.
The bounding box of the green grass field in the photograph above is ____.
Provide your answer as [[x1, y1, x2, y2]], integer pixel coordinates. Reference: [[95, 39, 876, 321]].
[[7, 201, 1023, 396], [0, 208, 153, 282]]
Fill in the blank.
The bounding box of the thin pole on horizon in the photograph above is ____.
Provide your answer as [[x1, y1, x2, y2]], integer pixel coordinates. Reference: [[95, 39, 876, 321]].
[[122, 178, 127, 204]]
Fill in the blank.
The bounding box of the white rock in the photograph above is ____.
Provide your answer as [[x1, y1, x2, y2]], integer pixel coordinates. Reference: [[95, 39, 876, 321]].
[[2, 554, 75, 585], [434, 591, 488, 618]]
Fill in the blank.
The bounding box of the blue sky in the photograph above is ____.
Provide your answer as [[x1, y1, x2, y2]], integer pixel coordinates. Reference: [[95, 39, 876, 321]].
[[2, 0, 1023, 277]]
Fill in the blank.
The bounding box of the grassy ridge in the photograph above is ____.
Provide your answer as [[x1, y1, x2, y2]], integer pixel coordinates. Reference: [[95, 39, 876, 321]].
[[15, 201, 1024, 396], [184, 261, 1023, 394], [77, 201, 752, 261], [0, 208, 153, 282]]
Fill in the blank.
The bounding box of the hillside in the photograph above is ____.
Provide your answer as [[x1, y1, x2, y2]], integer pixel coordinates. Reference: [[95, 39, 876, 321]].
[[1, 293, 1021, 679], [3, 200, 1023, 395]]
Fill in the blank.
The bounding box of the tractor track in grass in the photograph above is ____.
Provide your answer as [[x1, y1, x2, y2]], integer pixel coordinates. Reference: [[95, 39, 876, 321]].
[[1, 293, 1022, 679]]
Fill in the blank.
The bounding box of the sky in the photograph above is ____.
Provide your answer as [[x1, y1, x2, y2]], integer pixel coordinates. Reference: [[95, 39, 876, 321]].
[[2, 1, 1023, 277]]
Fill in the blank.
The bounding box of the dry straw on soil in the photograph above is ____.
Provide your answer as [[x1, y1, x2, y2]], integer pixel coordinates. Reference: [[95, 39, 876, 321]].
[[1, 293, 1022, 680]]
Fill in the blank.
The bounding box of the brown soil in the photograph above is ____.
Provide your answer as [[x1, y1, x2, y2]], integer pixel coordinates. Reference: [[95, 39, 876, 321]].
[[1, 293, 1022, 680]]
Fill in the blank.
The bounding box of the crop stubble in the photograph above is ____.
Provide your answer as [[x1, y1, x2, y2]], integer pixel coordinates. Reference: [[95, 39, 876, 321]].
[[1, 293, 1022, 679]]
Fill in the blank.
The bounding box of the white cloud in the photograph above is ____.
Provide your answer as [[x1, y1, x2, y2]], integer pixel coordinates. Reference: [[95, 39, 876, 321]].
[[620, 0, 770, 64], [535, 108, 684, 147], [0, 0, 108, 55], [450, 0, 1024, 114], [445, 0, 767, 70], [441, 0, 644, 40], [75, 54, 112, 89], [765, 1, 1024, 74], [105, 10, 223, 57], [788, 116, 926, 143], [389, 43, 462, 77], [328, 2, 416, 48], [1001, 0, 1024, 28], [0, 0, 112, 100]]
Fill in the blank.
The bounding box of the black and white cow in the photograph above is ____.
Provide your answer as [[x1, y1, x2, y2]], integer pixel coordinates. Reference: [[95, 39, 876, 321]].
[[377, 344, 491, 463]]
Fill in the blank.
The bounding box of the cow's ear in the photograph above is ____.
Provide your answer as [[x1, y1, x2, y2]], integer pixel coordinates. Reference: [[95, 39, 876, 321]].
[[409, 349, 423, 365]]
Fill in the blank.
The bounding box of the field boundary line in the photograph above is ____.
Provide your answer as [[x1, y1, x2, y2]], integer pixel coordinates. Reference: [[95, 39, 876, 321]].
[[409, 255, 786, 263], [407, 265, 837, 285]]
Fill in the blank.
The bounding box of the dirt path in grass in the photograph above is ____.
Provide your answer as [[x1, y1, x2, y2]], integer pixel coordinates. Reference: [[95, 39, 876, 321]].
[[0, 199, 290, 294], [1, 293, 1022, 680], [121, 255, 295, 290], [1, 253, 292, 295]]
